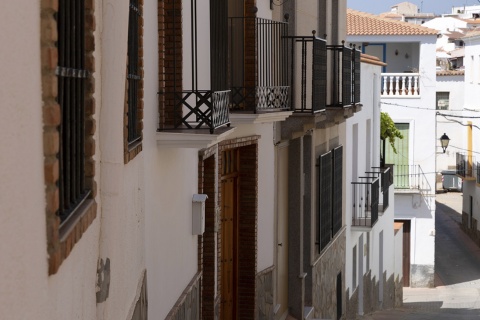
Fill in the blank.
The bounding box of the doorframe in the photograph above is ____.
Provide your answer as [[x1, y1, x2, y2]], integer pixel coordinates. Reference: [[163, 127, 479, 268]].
[[395, 219, 411, 287]]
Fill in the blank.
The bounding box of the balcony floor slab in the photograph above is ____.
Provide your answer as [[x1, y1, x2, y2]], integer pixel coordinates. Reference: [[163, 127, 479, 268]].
[[156, 126, 236, 149]]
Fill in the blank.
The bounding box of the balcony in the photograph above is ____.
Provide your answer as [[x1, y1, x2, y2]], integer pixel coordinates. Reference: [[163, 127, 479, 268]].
[[366, 166, 393, 212], [284, 36, 327, 114], [393, 165, 431, 196], [326, 44, 361, 108], [157, 0, 234, 148], [228, 17, 291, 121], [456, 153, 477, 180], [381, 73, 420, 98], [351, 178, 379, 230]]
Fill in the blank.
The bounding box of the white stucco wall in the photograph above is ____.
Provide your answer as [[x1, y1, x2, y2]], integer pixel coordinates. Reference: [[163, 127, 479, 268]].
[[344, 61, 396, 296], [422, 17, 467, 34], [1, 1, 148, 319], [345, 34, 438, 285], [436, 74, 467, 172], [463, 36, 480, 111], [0, 3, 50, 319]]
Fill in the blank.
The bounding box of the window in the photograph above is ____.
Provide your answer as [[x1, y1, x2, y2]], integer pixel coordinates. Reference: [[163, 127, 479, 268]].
[[385, 123, 410, 188], [470, 56, 474, 83], [125, 0, 143, 160], [318, 145, 343, 253], [57, 0, 90, 223], [352, 245, 357, 288], [436, 92, 449, 110], [42, 0, 96, 274]]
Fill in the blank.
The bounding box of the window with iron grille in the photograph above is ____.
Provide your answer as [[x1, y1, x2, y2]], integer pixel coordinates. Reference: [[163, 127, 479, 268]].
[[127, 0, 142, 145], [318, 151, 332, 252], [436, 92, 449, 110], [332, 146, 343, 235], [318, 145, 344, 254], [57, 0, 90, 223]]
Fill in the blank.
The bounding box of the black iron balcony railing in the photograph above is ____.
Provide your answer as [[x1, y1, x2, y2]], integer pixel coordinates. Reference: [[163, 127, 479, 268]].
[[367, 166, 393, 212], [284, 35, 327, 114], [456, 152, 476, 178], [228, 17, 289, 113], [393, 164, 431, 193], [173, 90, 230, 133], [327, 44, 361, 108], [351, 178, 379, 228]]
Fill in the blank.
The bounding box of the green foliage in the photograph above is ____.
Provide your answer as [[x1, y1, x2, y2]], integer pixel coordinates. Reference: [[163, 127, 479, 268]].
[[380, 112, 403, 154]]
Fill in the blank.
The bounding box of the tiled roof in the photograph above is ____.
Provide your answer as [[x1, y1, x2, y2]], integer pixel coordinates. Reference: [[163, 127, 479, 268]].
[[462, 19, 480, 25], [360, 53, 387, 66], [347, 9, 438, 36], [379, 12, 403, 20], [445, 31, 465, 39], [437, 70, 465, 76], [462, 30, 480, 39]]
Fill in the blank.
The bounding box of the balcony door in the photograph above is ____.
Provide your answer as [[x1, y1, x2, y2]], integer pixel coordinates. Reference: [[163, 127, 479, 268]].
[[385, 123, 409, 188], [221, 149, 239, 319]]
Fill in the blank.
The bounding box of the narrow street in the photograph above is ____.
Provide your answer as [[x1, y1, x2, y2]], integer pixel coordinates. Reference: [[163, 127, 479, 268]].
[[359, 193, 480, 319]]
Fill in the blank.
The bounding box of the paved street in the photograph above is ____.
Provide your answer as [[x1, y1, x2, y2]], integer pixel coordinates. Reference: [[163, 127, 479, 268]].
[[358, 192, 480, 319]]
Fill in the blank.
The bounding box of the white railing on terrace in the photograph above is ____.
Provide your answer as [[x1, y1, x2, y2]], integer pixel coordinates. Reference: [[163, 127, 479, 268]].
[[381, 73, 420, 98]]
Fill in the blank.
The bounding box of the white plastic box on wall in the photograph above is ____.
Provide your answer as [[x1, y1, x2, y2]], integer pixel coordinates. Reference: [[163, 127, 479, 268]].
[[192, 194, 208, 235]]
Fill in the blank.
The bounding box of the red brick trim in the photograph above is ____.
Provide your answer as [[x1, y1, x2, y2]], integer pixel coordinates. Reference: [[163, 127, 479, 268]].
[[41, 0, 97, 275], [124, 0, 144, 163], [199, 136, 259, 319]]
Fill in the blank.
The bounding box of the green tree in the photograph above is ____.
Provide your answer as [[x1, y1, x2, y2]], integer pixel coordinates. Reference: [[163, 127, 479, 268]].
[[380, 112, 403, 166]]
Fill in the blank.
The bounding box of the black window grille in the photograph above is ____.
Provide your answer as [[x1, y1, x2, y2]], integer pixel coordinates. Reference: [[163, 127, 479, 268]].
[[332, 146, 343, 235], [127, 0, 142, 144], [57, 0, 90, 223], [318, 151, 332, 252]]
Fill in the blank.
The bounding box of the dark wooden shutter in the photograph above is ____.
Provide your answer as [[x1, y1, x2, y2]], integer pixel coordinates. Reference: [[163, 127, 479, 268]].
[[342, 47, 352, 106], [319, 151, 332, 252], [332, 146, 343, 235]]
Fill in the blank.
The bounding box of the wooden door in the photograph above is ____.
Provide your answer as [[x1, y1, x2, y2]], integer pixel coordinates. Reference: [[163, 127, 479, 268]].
[[221, 177, 238, 319], [397, 220, 411, 287]]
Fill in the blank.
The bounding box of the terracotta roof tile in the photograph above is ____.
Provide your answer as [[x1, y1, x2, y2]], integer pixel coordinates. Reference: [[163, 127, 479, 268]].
[[437, 70, 465, 76], [461, 19, 480, 25], [463, 30, 480, 39], [361, 53, 387, 66], [347, 9, 438, 36]]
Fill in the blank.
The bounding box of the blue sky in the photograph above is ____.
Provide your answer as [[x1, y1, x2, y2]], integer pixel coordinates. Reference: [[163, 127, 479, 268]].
[[347, 0, 480, 15]]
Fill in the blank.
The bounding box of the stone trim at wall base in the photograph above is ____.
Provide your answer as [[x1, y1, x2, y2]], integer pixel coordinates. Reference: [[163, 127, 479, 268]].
[[461, 212, 480, 248], [346, 271, 400, 319], [256, 266, 275, 320], [165, 271, 201, 320]]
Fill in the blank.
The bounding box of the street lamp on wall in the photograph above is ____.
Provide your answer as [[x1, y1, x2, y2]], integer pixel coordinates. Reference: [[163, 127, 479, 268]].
[[440, 133, 450, 153]]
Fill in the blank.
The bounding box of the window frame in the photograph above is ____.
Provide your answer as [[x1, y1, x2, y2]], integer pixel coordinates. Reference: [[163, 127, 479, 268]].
[[124, 0, 144, 163], [42, 0, 97, 275], [436, 91, 450, 110]]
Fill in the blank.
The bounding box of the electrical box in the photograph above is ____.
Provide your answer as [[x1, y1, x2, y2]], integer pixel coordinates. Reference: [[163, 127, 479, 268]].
[[192, 194, 208, 235]]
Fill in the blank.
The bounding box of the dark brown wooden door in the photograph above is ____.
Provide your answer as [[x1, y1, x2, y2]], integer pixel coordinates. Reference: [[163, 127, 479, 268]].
[[398, 220, 411, 287], [221, 177, 238, 319]]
